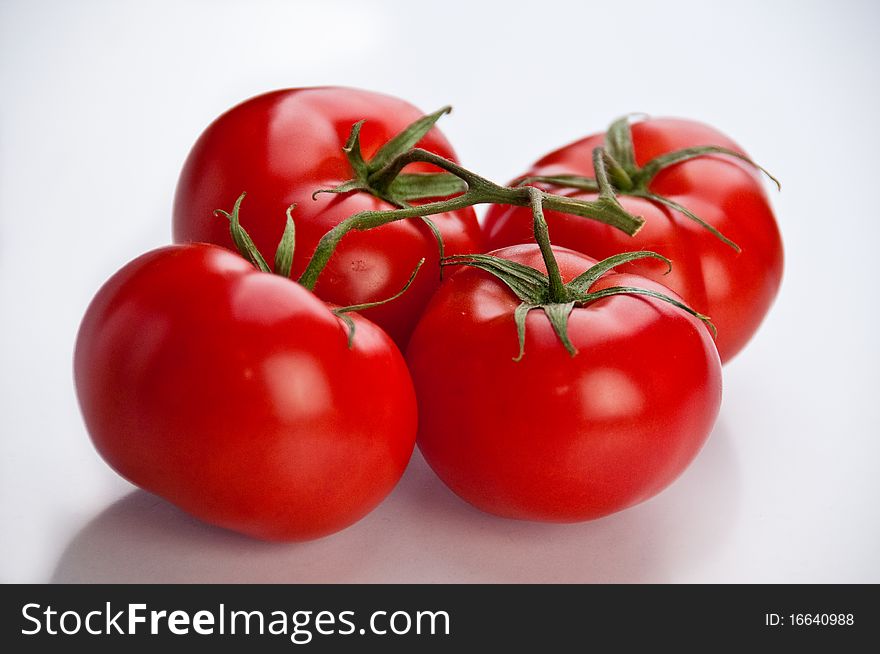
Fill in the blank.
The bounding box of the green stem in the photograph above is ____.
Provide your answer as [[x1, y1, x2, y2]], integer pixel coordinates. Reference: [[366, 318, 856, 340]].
[[527, 187, 566, 303], [605, 114, 640, 173], [297, 148, 644, 291], [592, 147, 616, 198]]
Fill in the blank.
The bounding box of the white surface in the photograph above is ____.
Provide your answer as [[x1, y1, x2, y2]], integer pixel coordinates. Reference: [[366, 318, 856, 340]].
[[1, 0, 878, 583]]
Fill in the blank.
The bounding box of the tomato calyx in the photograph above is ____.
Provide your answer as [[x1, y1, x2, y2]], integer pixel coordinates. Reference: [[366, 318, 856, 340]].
[[313, 106, 469, 208], [443, 188, 715, 361], [516, 115, 782, 252], [311, 107, 473, 268], [214, 193, 423, 348], [214, 192, 297, 275]]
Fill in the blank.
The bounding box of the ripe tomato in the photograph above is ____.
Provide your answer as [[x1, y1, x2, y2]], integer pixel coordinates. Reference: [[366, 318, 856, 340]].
[[406, 244, 721, 521], [483, 118, 783, 362], [74, 244, 417, 541], [173, 87, 482, 347]]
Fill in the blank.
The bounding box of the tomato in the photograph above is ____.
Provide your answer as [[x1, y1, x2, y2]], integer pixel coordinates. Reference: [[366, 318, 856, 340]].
[[173, 87, 483, 347], [74, 244, 417, 541], [406, 244, 721, 521], [483, 118, 783, 362]]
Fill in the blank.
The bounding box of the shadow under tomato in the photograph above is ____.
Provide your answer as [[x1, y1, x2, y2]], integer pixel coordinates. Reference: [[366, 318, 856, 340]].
[[51, 419, 739, 583]]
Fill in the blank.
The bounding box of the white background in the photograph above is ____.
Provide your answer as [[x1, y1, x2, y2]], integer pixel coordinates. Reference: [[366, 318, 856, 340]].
[[1, 0, 878, 583]]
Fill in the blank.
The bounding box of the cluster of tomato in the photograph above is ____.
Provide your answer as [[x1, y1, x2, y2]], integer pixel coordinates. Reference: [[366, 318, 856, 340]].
[[74, 88, 783, 541]]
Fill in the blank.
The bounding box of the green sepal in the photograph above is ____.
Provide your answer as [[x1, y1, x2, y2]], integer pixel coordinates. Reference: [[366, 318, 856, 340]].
[[632, 145, 781, 191], [342, 119, 369, 180], [311, 179, 369, 201], [630, 191, 741, 252], [592, 147, 622, 202], [419, 216, 446, 280], [367, 106, 451, 175], [512, 302, 536, 362], [441, 253, 549, 303], [312, 171, 466, 208], [566, 251, 672, 295], [511, 301, 577, 362], [332, 258, 425, 348], [542, 302, 577, 357], [601, 149, 634, 191], [334, 313, 357, 350], [389, 173, 468, 201], [213, 192, 271, 273], [605, 115, 638, 173], [589, 147, 639, 226], [273, 204, 297, 277], [577, 285, 717, 338]]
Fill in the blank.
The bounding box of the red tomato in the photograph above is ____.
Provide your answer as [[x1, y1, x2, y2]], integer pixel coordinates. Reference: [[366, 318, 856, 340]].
[[74, 244, 417, 541], [406, 245, 721, 521], [173, 87, 482, 347], [483, 118, 783, 362]]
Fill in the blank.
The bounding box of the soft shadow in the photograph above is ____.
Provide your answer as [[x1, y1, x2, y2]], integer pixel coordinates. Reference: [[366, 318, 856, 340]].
[[51, 419, 739, 583]]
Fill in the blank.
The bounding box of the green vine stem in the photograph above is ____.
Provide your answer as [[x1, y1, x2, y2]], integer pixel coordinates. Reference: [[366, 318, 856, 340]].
[[331, 258, 425, 348], [527, 187, 566, 303], [297, 148, 645, 291]]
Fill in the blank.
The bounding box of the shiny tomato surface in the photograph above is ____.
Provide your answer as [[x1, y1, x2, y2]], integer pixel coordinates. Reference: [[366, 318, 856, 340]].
[[75, 244, 417, 541]]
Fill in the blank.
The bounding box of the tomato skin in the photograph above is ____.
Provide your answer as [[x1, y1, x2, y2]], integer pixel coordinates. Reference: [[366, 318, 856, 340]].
[[406, 245, 721, 521], [173, 87, 483, 347], [483, 118, 783, 362], [74, 244, 417, 541]]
